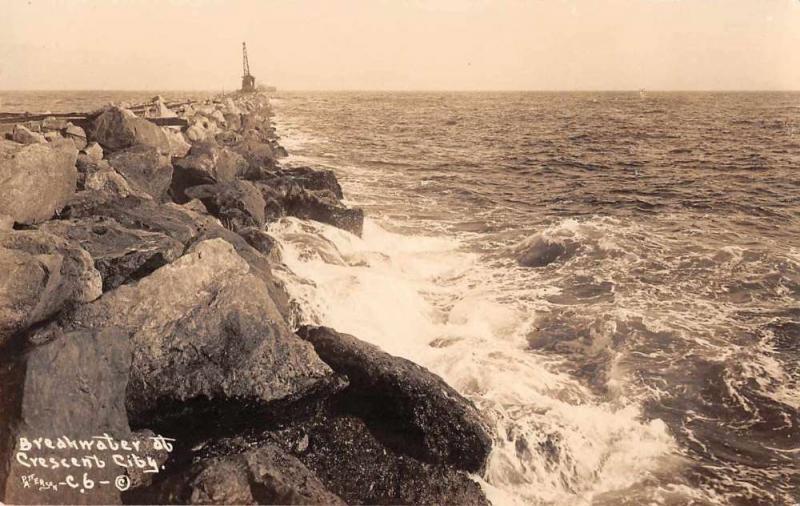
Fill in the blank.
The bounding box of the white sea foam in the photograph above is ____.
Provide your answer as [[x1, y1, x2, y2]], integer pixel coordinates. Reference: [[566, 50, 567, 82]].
[[269, 216, 677, 504]]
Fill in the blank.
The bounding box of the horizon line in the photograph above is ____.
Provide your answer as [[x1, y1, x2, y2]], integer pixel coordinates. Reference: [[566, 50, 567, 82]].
[[1, 88, 800, 94]]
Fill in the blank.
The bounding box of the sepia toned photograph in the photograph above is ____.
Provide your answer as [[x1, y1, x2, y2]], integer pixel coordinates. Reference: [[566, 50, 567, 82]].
[[0, 1, 798, 505]]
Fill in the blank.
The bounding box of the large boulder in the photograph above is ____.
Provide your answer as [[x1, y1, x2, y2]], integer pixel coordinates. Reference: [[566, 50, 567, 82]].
[[185, 181, 266, 232], [11, 125, 46, 145], [64, 123, 88, 150], [40, 217, 183, 291], [162, 128, 191, 158], [270, 414, 489, 506], [171, 143, 248, 203], [133, 442, 344, 505], [230, 138, 276, 179], [0, 230, 102, 346], [297, 326, 492, 473], [0, 326, 131, 505], [90, 107, 170, 155], [0, 140, 78, 225], [286, 190, 364, 236], [72, 239, 334, 422], [279, 167, 344, 199], [62, 194, 201, 246], [107, 145, 173, 200]]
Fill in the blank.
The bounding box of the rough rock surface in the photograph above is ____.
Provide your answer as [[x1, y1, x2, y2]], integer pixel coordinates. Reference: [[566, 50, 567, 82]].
[[64, 123, 88, 150], [0, 326, 131, 505], [185, 180, 266, 231], [90, 107, 170, 154], [71, 239, 333, 422], [298, 326, 492, 473], [134, 442, 345, 505], [281, 166, 344, 199], [231, 137, 276, 179], [11, 125, 47, 145], [171, 142, 248, 202], [0, 140, 78, 225], [40, 217, 183, 291], [0, 230, 102, 346], [286, 190, 364, 236], [107, 145, 173, 200], [269, 414, 489, 506]]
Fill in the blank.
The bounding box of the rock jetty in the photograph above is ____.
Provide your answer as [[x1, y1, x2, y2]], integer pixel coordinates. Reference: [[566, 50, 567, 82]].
[[0, 92, 492, 505]]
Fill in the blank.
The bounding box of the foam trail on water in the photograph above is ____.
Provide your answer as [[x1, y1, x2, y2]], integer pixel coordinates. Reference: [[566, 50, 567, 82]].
[[269, 216, 678, 505]]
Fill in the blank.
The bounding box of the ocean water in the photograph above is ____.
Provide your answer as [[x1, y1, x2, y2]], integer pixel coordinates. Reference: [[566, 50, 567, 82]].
[[268, 92, 800, 505], [3, 91, 798, 505]]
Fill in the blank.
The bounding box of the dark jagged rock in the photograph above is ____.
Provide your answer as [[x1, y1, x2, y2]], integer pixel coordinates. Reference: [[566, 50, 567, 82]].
[[132, 441, 345, 505], [0, 230, 101, 346], [268, 414, 489, 506], [62, 193, 202, 246], [237, 227, 281, 263], [297, 326, 492, 473], [0, 140, 78, 225], [230, 137, 276, 180], [40, 217, 183, 291], [71, 239, 334, 423], [516, 236, 577, 268], [186, 181, 266, 232], [286, 190, 364, 236], [171, 142, 248, 203], [0, 326, 131, 505], [107, 145, 174, 201], [90, 107, 170, 154], [280, 166, 344, 199]]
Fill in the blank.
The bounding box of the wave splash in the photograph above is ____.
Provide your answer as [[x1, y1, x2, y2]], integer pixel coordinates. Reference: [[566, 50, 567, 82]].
[[269, 216, 677, 505]]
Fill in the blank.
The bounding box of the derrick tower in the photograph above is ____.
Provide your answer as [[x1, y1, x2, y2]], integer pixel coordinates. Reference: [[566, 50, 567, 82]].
[[241, 42, 256, 92]]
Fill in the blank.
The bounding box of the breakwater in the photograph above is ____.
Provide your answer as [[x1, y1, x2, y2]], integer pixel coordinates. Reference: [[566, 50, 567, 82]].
[[0, 92, 492, 505]]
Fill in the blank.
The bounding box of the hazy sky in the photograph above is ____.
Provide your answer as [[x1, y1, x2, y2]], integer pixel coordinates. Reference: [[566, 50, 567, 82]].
[[2, 0, 799, 91]]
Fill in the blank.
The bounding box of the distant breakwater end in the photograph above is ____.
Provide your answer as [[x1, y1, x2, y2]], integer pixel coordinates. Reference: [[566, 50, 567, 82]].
[[0, 91, 493, 505]]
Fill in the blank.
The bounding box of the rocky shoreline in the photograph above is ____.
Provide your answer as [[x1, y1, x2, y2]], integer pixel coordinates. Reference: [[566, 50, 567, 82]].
[[0, 92, 493, 505]]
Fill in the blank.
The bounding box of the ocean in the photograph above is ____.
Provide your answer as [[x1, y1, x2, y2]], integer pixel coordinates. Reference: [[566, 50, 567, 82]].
[[3, 90, 798, 505]]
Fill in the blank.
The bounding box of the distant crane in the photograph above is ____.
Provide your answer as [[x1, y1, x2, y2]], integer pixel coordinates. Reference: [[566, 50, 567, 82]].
[[241, 42, 256, 92]]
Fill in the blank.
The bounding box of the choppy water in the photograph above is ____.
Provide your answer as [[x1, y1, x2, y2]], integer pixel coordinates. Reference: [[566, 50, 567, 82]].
[[4, 91, 798, 505], [268, 92, 800, 505]]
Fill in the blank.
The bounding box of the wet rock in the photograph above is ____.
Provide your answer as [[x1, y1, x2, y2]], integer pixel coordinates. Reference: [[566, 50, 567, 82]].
[[136, 442, 345, 505], [11, 124, 47, 145], [107, 145, 173, 201], [0, 140, 78, 224], [297, 326, 492, 473], [90, 107, 170, 155], [286, 190, 364, 236], [72, 239, 333, 422], [281, 166, 344, 199], [40, 217, 183, 291], [237, 227, 281, 263], [64, 123, 88, 150], [0, 326, 131, 505], [0, 230, 102, 345], [270, 414, 489, 506], [516, 236, 574, 267], [185, 181, 266, 232]]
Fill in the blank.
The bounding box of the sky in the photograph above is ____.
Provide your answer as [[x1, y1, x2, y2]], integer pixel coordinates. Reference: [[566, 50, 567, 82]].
[[1, 0, 799, 91]]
